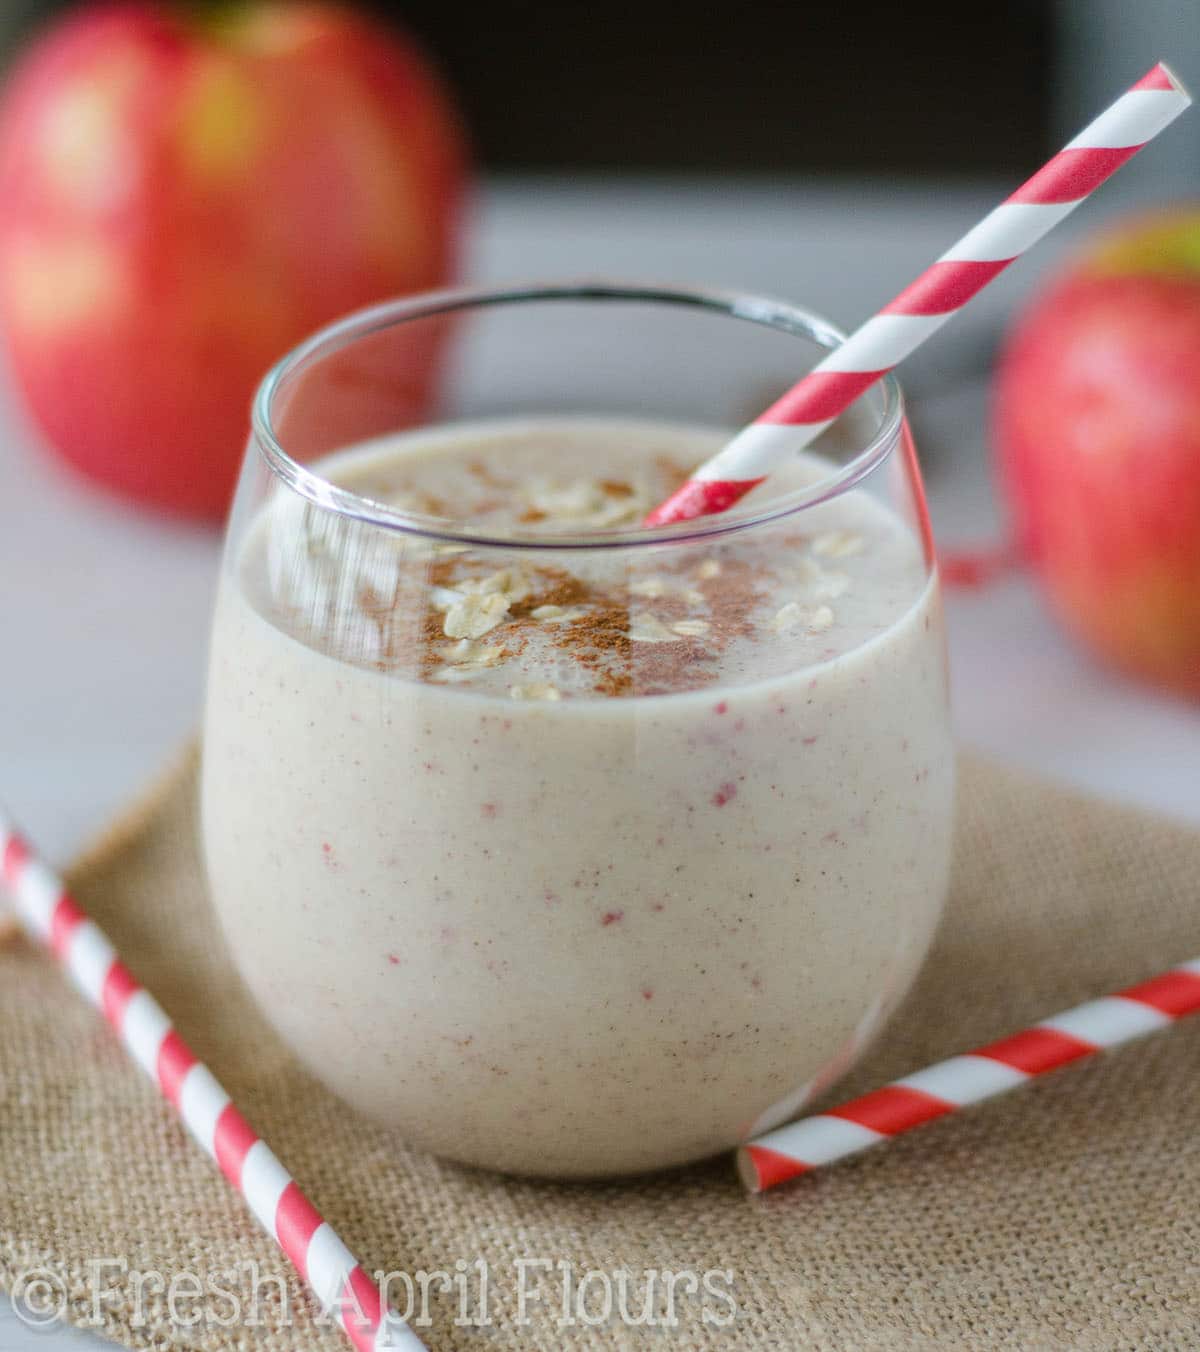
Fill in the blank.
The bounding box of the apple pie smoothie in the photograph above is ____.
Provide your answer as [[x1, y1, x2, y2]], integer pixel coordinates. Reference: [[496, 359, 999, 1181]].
[[203, 414, 953, 1177]]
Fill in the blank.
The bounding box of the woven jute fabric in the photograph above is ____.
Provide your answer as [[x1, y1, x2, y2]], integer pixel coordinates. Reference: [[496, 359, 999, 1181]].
[[2, 751, 1200, 1350]]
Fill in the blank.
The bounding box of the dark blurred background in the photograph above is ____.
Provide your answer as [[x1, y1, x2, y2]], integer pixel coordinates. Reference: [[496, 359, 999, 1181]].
[[350, 0, 1056, 174], [1, 0, 1197, 182]]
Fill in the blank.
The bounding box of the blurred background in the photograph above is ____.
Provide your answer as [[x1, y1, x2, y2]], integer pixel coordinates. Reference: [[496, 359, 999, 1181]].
[[0, 0, 1198, 856], [0, 6, 1198, 1340], [0, 1, 1197, 179]]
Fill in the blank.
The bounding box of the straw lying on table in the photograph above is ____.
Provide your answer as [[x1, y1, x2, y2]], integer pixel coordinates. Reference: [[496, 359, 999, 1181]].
[[738, 959, 1200, 1193], [0, 809, 423, 1351], [645, 61, 1192, 527]]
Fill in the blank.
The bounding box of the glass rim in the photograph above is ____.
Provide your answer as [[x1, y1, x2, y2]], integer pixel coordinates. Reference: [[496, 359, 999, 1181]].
[[250, 279, 906, 551]]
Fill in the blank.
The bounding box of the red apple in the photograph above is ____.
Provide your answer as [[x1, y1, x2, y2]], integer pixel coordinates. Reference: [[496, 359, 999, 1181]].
[[994, 208, 1200, 699], [0, 2, 467, 519]]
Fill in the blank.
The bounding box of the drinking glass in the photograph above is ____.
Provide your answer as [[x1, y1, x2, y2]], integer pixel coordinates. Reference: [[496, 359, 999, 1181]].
[[202, 282, 954, 1178]]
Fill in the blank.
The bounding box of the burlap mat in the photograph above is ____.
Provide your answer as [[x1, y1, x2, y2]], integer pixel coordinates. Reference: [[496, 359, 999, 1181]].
[[2, 751, 1200, 1350]]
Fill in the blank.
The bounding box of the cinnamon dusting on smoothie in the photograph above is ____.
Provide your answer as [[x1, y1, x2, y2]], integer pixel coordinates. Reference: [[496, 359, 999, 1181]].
[[409, 543, 773, 697], [253, 417, 923, 701], [512, 571, 589, 615], [566, 604, 633, 697]]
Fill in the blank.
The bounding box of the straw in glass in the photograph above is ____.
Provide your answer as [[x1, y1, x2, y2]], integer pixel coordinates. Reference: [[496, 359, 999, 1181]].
[[0, 807, 423, 1351], [738, 958, 1200, 1193], [645, 62, 1191, 527]]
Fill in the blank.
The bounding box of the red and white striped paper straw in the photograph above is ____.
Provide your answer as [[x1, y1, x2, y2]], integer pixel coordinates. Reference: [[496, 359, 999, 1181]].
[[0, 808, 423, 1351], [645, 61, 1191, 527], [738, 959, 1200, 1193]]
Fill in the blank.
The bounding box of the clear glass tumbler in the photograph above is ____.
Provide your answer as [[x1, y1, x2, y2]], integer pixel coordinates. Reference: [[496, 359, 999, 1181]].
[[201, 282, 955, 1178]]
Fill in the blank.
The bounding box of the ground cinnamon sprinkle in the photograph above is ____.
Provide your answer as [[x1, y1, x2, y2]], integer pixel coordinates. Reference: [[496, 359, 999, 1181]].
[[428, 556, 462, 590], [292, 449, 778, 696], [510, 570, 589, 617], [628, 567, 761, 694], [655, 455, 692, 487], [359, 583, 399, 668], [418, 607, 446, 679], [396, 547, 775, 695], [631, 641, 710, 696], [562, 604, 633, 696], [467, 459, 506, 488], [702, 557, 763, 650]]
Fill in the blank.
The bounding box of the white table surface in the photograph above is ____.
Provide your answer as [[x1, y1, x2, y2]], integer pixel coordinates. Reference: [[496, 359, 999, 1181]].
[[2, 176, 1198, 1351]]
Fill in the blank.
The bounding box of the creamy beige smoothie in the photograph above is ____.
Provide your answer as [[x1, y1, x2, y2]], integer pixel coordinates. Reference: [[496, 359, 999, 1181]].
[[202, 416, 954, 1177]]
